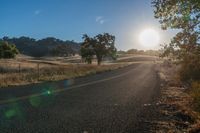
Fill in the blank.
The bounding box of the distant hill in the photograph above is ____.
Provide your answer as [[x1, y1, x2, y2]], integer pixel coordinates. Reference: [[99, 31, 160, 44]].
[[0, 36, 81, 57]]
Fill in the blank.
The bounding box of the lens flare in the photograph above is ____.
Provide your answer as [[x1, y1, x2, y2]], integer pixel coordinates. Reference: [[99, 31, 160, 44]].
[[5, 109, 16, 118], [29, 96, 41, 107]]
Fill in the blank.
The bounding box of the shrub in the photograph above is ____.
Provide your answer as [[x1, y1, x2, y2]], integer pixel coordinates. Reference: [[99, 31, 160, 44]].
[[191, 81, 200, 111], [0, 41, 19, 59], [179, 50, 200, 81]]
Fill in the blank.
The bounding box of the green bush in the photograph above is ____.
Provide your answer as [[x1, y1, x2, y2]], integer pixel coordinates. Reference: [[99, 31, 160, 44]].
[[0, 41, 19, 59], [179, 49, 200, 81], [191, 81, 200, 111]]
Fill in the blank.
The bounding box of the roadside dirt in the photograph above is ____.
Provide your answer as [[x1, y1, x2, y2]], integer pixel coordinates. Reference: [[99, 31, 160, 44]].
[[151, 62, 200, 133]]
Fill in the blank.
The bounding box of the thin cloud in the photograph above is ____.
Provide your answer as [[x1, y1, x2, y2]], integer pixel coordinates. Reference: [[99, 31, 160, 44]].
[[34, 10, 41, 15], [96, 16, 106, 24], [100, 20, 105, 24], [96, 16, 103, 22]]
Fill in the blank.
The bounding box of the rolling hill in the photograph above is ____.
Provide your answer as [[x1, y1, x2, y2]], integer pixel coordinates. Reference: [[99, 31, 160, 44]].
[[1, 36, 81, 57]]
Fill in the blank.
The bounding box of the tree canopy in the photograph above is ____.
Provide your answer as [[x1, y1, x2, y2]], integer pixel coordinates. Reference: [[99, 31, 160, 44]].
[[152, 0, 200, 51], [152, 0, 200, 81], [81, 33, 117, 65]]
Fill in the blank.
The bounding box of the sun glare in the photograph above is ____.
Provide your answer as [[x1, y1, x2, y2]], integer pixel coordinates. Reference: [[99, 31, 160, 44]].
[[139, 29, 160, 48]]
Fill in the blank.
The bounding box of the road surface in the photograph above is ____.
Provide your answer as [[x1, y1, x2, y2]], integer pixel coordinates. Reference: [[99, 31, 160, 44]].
[[0, 62, 160, 133]]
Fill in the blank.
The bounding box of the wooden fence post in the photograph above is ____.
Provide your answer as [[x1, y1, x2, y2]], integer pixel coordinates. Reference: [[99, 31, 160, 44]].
[[18, 63, 21, 73], [18, 63, 21, 78], [37, 63, 40, 81]]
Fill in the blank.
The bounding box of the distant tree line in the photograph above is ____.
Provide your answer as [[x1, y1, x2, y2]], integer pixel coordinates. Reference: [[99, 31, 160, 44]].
[[81, 33, 117, 65], [0, 36, 80, 57], [118, 49, 160, 56]]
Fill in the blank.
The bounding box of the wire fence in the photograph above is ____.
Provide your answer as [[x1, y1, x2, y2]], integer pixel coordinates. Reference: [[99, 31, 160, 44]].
[[0, 62, 42, 80], [0, 60, 124, 87], [0, 61, 80, 87]]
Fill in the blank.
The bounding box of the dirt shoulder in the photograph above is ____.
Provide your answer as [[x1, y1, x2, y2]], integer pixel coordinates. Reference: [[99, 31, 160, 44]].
[[151, 62, 200, 132]]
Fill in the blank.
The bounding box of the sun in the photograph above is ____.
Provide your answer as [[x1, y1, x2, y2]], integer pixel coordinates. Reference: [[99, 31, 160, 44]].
[[139, 29, 160, 48]]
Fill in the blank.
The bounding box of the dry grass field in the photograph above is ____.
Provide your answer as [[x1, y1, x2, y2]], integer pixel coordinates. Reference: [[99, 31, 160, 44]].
[[0, 57, 130, 87]]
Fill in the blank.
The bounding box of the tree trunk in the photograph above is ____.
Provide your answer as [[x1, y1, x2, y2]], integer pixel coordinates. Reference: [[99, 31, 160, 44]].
[[97, 57, 102, 65]]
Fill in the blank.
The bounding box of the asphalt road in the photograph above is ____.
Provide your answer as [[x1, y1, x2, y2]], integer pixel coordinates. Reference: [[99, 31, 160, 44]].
[[0, 62, 160, 133]]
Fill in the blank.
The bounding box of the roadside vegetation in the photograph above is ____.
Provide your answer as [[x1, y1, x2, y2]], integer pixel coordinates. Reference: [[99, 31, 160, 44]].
[[152, 0, 200, 131], [153, 0, 200, 108], [191, 81, 200, 111], [0, 59, 129, 87]]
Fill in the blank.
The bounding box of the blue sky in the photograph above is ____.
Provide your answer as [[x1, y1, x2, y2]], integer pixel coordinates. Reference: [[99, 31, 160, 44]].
[[0, 0, 177, 50]]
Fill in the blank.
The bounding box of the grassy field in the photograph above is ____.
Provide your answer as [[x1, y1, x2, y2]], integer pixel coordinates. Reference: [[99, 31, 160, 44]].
[[0, 57, 132, 87], [0, 54, 160, 87]]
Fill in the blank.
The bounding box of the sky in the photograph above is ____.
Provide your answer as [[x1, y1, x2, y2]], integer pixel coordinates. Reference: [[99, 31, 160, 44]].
[[0, 0, 178, 50]]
